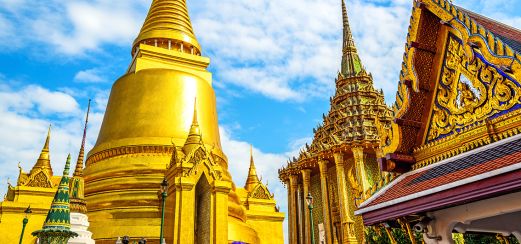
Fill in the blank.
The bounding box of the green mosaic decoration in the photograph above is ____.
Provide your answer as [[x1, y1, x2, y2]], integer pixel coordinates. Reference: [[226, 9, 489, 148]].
[[32, 154, 78, 244]]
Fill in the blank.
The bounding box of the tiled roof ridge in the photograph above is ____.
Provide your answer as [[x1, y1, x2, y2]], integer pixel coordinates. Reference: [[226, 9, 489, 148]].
[[357, 132, 521, 212], [456, 6, 521, 44]]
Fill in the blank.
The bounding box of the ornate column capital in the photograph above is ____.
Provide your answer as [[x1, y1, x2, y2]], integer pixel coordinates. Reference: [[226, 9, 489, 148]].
[[301, 169, 311, 184], [289, 174, 299, 189], [351, 147, 364, 161], [318, 159, 329, 176], [333, 152, 344, 166]]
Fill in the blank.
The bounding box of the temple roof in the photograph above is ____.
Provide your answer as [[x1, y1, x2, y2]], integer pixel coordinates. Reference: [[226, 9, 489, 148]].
[[356, 134, 521, 224], [133, 0, 201, 55], [278, 0, 393, 178], [356, 0, 521, 224], [460, 7, 521, 53]]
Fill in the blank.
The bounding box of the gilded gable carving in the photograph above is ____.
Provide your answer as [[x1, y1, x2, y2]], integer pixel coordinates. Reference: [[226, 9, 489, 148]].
[[251, 186, 271, 200], [26, 171, 53, 188], [426, 34, 521, 142]]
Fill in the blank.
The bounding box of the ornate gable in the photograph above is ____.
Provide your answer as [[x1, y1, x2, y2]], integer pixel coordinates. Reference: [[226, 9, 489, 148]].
[[248, 184, 273, 200], [425, 33, 521, 143], [381, 0, 521, 171]]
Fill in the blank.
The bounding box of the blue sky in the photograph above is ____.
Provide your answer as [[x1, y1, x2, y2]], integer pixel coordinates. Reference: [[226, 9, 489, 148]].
[[1, 0, 520, 240]]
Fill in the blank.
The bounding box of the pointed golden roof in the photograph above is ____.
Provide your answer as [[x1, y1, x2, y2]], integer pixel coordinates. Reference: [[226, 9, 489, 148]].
[[245, 145, 261, 192], [73, 100, 90, 177], [133, 0, 201, 55], [183, 99, 203, 153], [31, 125, 53, 176], [341, 0, 364, 77]]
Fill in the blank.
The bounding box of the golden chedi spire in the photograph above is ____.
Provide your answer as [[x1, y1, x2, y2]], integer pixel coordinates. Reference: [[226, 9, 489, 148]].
[[31, 125, 53, 176], [341, 0, 364, 77], [182, 99, 203, 153], [244, 145, 260, 192], [133, 0, 201, 55], [70, 100, 90, 214]]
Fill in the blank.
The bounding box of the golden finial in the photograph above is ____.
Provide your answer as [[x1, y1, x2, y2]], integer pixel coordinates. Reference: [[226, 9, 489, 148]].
[[133, 0, 201, 55], [31, 124, 53, 176], [183, 98, 203, 153], [245, 145, 260, 192], [340, 0, 364, 77]]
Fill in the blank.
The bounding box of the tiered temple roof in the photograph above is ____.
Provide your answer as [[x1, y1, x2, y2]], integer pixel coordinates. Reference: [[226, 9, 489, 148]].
[[279, 0, 393, 178]]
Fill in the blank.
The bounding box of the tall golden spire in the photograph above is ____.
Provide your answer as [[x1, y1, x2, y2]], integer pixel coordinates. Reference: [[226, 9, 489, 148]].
[[133, 0, 201, 55], [70, 102, 90, 214], [341, 0, 364, 77], [245, 145, 260, 192], [74, 99, 90, 177], [182, 99, 202, 153], [31, 125, 53, 176]]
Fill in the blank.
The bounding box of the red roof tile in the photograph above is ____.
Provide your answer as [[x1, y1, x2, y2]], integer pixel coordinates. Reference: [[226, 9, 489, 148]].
[[365, 139, 521, 207]]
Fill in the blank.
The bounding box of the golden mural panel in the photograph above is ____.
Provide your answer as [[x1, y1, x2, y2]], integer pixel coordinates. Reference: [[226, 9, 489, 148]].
[[427, 34, 521, 142]]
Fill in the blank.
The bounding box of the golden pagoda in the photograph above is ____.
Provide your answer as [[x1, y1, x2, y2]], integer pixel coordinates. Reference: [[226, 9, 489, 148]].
[[278, 0, 393, 243], [84, 0, 283, 243]]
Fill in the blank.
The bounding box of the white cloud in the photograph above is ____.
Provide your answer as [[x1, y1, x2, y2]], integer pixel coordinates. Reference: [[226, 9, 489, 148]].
[[0, 82, 105, 201], [0, 85, 80, 115], [2, 0, 520, 103], [74, 68, 106, 83], [0, 0, 148, 55]]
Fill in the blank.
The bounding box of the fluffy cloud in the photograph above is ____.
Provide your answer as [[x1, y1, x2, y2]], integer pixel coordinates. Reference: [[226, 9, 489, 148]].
[[189, 0, 411, 102], [0, 82, 105, 200], [74, 68, 106, 83], [2, 0, 519, 103], [0, 0, 147, 55]]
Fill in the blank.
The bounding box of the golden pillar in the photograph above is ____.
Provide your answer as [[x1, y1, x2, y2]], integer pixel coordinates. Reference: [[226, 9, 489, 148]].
[[352, 147, 369, 193], [170, 180, 196, 244], [213, 181, 231, 244], [301, 169, 312, 244], [298, 183, 304, 244], [289, 174, 299, 244], [318, 160, 333, 244], [333, 152, 358, 244]]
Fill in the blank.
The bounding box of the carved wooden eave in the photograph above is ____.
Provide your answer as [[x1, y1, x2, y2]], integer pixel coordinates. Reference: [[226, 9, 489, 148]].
[[382, 0, 521, 171]]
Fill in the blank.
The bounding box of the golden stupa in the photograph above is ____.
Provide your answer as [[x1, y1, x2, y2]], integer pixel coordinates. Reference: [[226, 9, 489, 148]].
[[84, 0, 284, 243]]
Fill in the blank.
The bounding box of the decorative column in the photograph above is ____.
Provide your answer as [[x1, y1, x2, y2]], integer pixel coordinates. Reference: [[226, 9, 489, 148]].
[[301, 169, 312, 244], [351, 147, 369, 193], [171, 180, 196, 244], [318, 160, 333, 244], [298, 183, 304, 244], [289, 174, 299, 244], [213, 180, 231, 244], [333, 152, 358, 244]]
